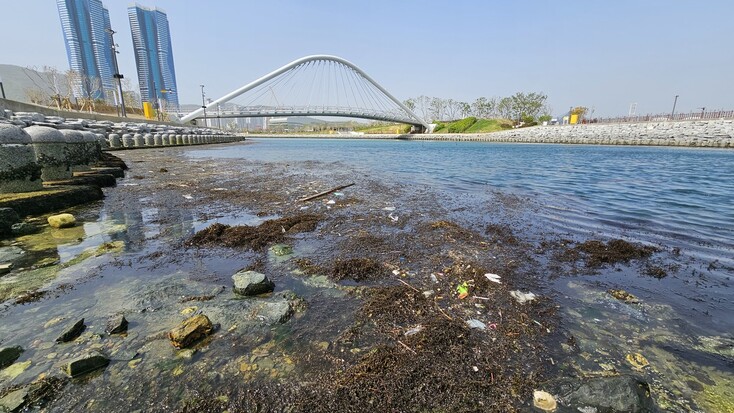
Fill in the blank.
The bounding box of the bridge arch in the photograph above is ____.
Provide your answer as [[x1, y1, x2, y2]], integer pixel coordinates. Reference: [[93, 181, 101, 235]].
[[178, 55, 428, 130]]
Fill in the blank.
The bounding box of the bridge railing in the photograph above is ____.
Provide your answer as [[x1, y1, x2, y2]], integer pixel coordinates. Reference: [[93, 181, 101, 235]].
[[176, 105, 420, 123], [586, 110, 734, 124]]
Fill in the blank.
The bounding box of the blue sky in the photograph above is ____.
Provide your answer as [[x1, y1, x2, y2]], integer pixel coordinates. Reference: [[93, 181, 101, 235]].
[[2, 1, 732, 116]]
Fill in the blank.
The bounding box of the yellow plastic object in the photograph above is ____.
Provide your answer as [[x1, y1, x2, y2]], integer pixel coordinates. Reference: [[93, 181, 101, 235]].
[[570, 114, 579, 124], [143, 101, 155, 119]]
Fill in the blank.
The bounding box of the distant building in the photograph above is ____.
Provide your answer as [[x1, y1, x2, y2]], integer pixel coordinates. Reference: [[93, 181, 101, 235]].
[[56, 0, 115, 101], [128, 4, 179, 111]]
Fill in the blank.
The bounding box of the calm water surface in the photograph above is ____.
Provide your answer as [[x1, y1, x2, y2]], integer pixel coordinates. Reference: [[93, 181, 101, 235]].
[[193, 138, 734, 265]]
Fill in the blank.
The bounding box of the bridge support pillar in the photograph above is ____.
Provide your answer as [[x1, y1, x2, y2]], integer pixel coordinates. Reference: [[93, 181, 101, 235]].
[[411, 124, 427, 134]]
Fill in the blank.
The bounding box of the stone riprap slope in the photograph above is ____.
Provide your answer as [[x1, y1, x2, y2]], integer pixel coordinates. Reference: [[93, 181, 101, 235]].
[[408, 120, 734, 147]]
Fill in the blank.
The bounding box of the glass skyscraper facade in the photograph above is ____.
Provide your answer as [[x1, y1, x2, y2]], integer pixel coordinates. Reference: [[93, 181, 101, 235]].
[[56, 0, 115, 101], [128, 5, 179, 110]]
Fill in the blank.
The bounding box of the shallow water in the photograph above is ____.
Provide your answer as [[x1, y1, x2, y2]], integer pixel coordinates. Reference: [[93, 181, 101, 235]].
[[191, 139, 733, 327], [0, 139, 732, 411], [189, 138, 734, 411]]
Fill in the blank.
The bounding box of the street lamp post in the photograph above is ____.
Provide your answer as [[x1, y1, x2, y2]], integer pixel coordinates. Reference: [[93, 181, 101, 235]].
[[200, 85, 206, 127], [105, 28, 126, 117], [671, 95, 679, 120], [159, 88, 174, 121]]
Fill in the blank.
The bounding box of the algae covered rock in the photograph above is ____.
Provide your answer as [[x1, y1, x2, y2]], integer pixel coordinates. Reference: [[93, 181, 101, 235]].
[[64, 354, 110, 377], [0, 346, 23, 369], [47, 213, 76, 229], [232, 270, 275, 296], [55, 318, 85, 342], [168, 314, 214, 348], [270, 243, 293, 256]]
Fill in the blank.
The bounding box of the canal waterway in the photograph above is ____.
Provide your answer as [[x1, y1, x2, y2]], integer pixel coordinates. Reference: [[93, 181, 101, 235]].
[[0, 138, 732, 411], [191, 138, 734, 410]]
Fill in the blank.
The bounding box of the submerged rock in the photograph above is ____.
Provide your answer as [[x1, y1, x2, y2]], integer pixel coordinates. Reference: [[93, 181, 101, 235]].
[[270, 243, 293, 256], [0, 207, 20, 237], [55, 318, 85, 342], [232, 270, 275, 296], [11, 222, 39, 236], [47, 213, 76, 229], [0, 387, 27, 412], [168, 314, 214, 348], [539, 375, 656, 412], [64, 354, 110, 377], [0, 346, 23, 369], [105, 314, 128, 335]]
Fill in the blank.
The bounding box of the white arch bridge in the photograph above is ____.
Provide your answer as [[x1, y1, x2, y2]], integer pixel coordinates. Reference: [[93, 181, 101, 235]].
[[178, 55, 429, 132]]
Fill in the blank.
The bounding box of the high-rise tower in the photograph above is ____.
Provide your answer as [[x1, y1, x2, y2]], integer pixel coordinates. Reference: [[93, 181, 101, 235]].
[[127, 4, 179, 110], [56, 0, 115, 101]]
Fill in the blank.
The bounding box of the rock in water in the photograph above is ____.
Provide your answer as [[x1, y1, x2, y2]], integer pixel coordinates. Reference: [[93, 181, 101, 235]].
[[47, 213, 76, 229], [232, 270, 275, 296], [0, 388, 28, 412], [0, 346, 23, 369], [569, 375, 655, 412], [106, 314, 128, 335], [56, 318, 85, 342], [168, 314, 214, 348], [270, 244, 293, 256], [64, 354, 110, 377], [0, 207, 20, 237]]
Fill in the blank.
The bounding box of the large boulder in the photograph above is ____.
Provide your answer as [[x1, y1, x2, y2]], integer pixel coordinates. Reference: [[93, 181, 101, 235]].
[[232, 270, 275, 296], [168, 314, 214, 348], [541, 375, 657, 412], [0, 124, 43, 193]]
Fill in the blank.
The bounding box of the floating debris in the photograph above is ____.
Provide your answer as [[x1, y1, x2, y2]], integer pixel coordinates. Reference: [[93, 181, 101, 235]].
[[510, 290, 537, 304], [466, 319, 486, 330], [626, 352, 650, 369], [533, 390, 557, 411], [484, 273, 502, 284], [609, 289, 639, 303]]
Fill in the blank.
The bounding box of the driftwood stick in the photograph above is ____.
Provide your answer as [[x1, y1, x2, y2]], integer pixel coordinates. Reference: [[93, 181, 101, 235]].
[[397, 279, 421, 293], [298, 183, 355, 203], [397, 340, 417, 355]]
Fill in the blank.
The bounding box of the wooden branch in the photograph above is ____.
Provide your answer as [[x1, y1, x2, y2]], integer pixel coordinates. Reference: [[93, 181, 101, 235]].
[[298, 183, 355, 203]]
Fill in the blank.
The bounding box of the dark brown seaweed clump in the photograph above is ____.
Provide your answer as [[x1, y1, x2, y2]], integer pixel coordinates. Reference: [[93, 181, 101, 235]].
[[330, 258, 386, 282], [574, 239, 658, 267], [185, 214, 321, 250]]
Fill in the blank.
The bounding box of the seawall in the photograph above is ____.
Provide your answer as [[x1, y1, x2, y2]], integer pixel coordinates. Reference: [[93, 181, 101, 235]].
[[254, 119, 734, 148]]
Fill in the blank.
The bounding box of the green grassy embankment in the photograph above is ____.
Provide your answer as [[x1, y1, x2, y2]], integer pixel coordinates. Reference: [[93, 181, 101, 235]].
[[354, 123, 412, 134], [433, 117, 513, 133]]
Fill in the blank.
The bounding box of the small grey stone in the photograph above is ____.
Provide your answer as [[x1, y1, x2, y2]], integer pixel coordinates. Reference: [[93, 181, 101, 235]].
[[232, 270, 275, 296], [106, 314, 128, 335]]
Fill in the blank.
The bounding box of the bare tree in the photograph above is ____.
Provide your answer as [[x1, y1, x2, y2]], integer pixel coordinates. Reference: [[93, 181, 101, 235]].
[[66, 70, 104, 112], [22, 66, 68, 108], [429, 97, 446, 121]]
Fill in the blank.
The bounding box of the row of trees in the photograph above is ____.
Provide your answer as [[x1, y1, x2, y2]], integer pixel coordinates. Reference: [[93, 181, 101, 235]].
[[404, 92, 552, 124], [23, 65, 141, 113]]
